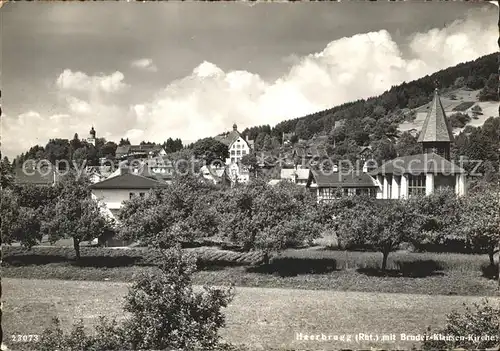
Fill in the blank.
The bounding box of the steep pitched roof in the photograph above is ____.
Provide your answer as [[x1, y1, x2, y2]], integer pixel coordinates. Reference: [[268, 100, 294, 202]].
[[372, 153, 465, 175], [280, 168, 310, 181], [115, 144, 164, 157], [215, 130, 243, 147], [89, 172, 169, 189], [308, 170, 378, 188], [417, 89, 454, 143], [14, 167, 57, 186]]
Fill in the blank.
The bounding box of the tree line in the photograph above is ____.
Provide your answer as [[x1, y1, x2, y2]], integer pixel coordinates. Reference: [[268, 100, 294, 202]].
[[4, 170, 497, 272]]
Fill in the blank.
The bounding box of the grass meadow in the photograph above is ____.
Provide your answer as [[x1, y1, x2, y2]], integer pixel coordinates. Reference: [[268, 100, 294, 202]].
[[3, 245, 499, 296], [2, 245, 499, 350], [4, 278, 499, 351]]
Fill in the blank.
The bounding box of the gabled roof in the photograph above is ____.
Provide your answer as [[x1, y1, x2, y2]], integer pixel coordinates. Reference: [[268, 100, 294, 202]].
[[372, 153, 465, 175], [417, 89, 454, 143], [280, 168, 310, 181], [215, 130, 244, 147], [115, 144, 164, 156], [308, 170, 378, 188], [14, 167, 57, 186], [89, 172, 169, 189]]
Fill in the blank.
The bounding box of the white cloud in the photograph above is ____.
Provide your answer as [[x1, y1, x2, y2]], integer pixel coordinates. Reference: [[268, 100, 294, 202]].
[[3, 7, 497, 158], [56, 69, 129, 93], [130, 58, 158, 72], [129, 9, 496, 144]]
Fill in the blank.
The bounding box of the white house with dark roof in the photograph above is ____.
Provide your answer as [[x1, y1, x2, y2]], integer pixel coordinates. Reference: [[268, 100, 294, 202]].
[[280, 167, 310, 186], [372, 89, 467, 199], [215, 123, 253, 164], [89, 170, 169, 221], [306, 169, 379, 203]]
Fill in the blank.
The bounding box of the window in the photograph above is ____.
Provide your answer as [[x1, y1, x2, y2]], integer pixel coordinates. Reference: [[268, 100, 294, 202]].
[[319, 188, 342, 201], [139, 192, 145, 198], [236, 150, 241, 156], [231, 158, 235, 163], [129, 192, 134, 199], [237, 144, 241, 149], [408, 174, 426, 197], [387, 175, 392, 198], [242, 150, 247, 155]]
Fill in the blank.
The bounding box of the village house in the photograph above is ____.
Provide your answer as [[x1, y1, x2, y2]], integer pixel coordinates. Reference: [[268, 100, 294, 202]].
[[14, 165, 59, 186], [214, 123, 254, 184], [89, 168, 169, 222], [215, 123, 253, 165], [115, 144, 167, 160], [200, 164, 231, 185], [371, 89, 467, 199], [306, 169, 379, 202], [358, 146, 374, 164], [280, 167, 310, 186], [227, 162, 250, 184]]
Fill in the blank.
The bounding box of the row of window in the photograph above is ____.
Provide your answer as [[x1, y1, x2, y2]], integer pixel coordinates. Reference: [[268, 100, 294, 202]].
[[129, 192, 146, 199], [232, 143, 245, 149], [230, 150, 247, 156], [318, 187, 377, 199]]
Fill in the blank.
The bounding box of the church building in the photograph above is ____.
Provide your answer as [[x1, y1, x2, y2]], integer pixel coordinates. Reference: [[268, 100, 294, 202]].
[[372, 88, 467, 198], [87, 126, 96, 146]]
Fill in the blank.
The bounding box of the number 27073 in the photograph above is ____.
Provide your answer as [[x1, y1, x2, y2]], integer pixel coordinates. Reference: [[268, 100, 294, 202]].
[[11, 334, 40, 342]]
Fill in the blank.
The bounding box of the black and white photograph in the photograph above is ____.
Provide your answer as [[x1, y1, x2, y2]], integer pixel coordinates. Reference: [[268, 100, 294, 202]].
[[1, 1, 499, 350]]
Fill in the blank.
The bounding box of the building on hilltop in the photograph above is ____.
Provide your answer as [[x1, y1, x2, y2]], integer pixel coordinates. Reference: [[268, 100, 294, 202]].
[[214, 123, 254, 165], [214, 123, 255, 184], [87, 126, 96, 146], [115, 144, 167, 160], [371, 88, 467, 199]]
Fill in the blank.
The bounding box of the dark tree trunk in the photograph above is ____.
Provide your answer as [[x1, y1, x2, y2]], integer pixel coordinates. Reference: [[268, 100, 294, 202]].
[[73, 238, 81, 260], [381, 251, 389, 272], [488, 245, 495, 266], [262, 251, 271, 266]]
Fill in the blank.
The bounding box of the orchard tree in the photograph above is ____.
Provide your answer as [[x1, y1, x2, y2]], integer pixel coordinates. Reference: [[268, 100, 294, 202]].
[[42, 172, 112, 259], [0, 189, 42, 248], [338, 198, 421, 271], [460, 186, 500, 266], [44, 197, 112, 259], [119, 176, 219, 247], [413, 189, 463, 247], [216, 181, 321, 262]]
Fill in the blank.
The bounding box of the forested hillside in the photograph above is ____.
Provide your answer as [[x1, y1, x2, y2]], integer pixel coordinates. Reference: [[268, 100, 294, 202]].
[[242, 53, 498, 147], [7, 53, 498, 180]]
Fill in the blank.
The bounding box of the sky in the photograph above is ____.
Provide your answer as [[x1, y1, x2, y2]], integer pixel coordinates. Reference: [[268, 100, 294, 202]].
[[1, 1, 498, 158]]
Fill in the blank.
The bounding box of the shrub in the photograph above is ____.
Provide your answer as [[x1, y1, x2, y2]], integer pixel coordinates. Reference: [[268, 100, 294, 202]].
[[480, 263, 499, 280], [448, 112, 471, 128], [422, 300, 500, 350], [38, 247, 235, 350]]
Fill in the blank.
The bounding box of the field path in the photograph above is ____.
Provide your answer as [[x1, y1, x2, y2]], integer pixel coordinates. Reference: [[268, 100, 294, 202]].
[[3, 278, 498, 350]]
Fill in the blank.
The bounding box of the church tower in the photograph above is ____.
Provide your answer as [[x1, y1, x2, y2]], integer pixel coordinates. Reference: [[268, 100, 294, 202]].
[[87, 126, 96, 146], [417, 88, 454, 160]]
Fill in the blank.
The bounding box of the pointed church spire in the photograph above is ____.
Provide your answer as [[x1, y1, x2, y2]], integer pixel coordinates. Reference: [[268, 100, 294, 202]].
[[418, 88, 454, 160]]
